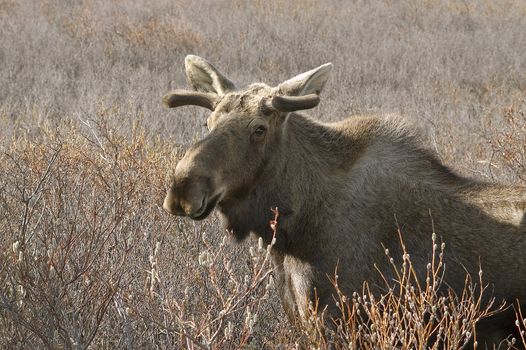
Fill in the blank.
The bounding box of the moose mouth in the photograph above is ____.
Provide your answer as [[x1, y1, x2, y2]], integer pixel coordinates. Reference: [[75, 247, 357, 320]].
[[190, 193, 222, 221]]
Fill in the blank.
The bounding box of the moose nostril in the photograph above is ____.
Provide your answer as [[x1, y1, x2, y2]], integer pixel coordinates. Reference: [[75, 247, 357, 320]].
[[163, 191, 184, 215], [164, 175, 213, 217]]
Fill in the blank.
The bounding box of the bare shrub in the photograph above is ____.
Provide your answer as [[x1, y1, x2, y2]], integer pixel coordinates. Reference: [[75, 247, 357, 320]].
[[299, 229, 504, 350], [1, 0, 526, 348], [125, 211, 279, 349], [489, 98, 526, 183], [515, 307, 526, 349], [0, 110, 287, 349], [0, 0, 16, 16], [0, 110, 170, 348], [116, 18, 205, 52]]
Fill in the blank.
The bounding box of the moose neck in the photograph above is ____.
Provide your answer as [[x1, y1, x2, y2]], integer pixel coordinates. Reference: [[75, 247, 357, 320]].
[[266, 113, 365, 247], [218, 112, 365, 253], [281, 113, 357, 171]]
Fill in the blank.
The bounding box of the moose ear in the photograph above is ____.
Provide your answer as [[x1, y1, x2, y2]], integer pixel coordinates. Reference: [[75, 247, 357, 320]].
[[185, 55, 236, 95], [278, 63, 333, 96]]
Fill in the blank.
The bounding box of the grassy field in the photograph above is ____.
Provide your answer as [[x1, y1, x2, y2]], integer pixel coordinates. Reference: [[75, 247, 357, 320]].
[[1, 0, 525, 348]]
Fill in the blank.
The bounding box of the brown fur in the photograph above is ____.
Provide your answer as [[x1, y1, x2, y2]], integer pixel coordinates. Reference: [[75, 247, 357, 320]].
[[163, 56, 526, 345]]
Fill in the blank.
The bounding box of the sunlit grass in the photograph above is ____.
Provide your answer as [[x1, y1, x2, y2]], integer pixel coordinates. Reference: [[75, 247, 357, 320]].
[[0, 0, 525, 348]]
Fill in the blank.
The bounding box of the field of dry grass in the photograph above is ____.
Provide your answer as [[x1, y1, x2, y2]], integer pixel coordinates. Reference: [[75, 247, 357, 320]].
[[1, 0, 525, 349]]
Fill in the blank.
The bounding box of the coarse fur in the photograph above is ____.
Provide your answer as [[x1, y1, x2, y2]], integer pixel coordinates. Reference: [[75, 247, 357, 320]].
[[162, 55, 526, 346]]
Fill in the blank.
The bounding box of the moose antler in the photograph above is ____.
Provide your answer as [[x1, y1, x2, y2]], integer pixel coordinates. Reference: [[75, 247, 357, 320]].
[[260, 94, 320, 115], [163, 90, 219, 110]]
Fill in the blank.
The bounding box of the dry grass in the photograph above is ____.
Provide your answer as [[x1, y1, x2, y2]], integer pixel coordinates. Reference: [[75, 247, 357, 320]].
[[1, 0, 525, 348], [488, 98, 526, 182]]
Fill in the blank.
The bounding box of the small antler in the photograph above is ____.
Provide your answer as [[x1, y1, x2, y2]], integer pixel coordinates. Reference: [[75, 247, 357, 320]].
[[163, 89, 219, 110], [260, 94, 320, 115]]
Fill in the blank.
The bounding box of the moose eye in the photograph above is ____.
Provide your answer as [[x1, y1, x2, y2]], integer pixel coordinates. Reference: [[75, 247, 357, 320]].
[[254, 125, 267, 136]]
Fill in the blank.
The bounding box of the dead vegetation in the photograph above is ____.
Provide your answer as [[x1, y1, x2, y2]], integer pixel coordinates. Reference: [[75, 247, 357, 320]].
[[1, 0, 525, 348], [0, 108, 524, 349]]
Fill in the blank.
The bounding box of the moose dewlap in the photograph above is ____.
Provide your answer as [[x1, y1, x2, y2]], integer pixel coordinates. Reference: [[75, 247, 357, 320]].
[[162, 55, 526, 345]]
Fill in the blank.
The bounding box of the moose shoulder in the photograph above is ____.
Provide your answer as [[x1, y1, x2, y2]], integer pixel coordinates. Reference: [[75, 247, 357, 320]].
[[162, 55, 526, 343]]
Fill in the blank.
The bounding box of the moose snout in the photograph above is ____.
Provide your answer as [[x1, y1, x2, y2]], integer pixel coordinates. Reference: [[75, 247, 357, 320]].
[[162, 190, 186, 216], [163, 141, 223, 219], [162, 177, 213, 219]]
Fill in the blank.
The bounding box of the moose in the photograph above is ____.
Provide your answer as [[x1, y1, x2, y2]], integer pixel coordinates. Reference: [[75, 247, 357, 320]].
[[162, 55, 526, 345]]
